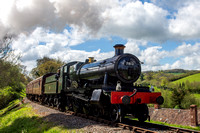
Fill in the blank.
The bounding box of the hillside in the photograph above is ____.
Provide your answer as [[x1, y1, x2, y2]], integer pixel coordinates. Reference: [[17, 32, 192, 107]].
[[172, 73, 200, 84]]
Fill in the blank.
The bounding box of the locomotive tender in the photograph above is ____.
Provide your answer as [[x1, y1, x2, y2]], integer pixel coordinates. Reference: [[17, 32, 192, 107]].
[[26, 44, 164, 122]]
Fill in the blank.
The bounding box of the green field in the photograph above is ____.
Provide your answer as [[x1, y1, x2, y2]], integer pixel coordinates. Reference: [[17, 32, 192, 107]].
[[170, 73, 184, 75], [172, 73, 200, 84]]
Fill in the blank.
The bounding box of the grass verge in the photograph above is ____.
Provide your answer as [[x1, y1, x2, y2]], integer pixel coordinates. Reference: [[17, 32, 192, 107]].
[[0, 101, 81, 133], [0, 99, 21, 116], [147, 120, 200, 131], [127, 117, 200, 131]]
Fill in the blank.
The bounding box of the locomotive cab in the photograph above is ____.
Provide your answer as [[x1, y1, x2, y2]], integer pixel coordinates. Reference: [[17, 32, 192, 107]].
[[61, 61, 84, 90]]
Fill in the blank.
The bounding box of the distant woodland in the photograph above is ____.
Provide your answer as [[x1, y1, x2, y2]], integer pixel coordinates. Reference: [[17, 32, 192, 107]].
[[136, 69, 200, 109]]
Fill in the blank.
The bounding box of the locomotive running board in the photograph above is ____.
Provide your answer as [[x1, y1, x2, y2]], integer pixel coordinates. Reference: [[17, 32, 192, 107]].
[[72, 94, 89, 102]]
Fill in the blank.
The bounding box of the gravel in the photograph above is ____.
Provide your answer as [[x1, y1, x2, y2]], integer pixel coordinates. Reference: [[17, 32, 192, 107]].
[[25, 98, 131, 133]]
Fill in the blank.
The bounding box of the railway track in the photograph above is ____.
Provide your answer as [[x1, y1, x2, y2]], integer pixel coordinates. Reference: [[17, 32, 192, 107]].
[[72, 112, 200, 133], [29, 99, 200, 133], [121, 118, 200, 133]]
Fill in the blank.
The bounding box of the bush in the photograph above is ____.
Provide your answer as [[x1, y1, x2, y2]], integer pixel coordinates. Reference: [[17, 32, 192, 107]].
[[0, 60, 27, 91], [0, 59, 28, 109], [181, 94, 200, 109], [160, 89, 173, 108], [158, 86, 200, 109], [170, 84, 186, 109], [0, 86, 25, 110]]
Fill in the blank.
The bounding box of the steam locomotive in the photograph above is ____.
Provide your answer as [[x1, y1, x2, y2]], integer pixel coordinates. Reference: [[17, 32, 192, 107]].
[[26, 44, 164, 122]]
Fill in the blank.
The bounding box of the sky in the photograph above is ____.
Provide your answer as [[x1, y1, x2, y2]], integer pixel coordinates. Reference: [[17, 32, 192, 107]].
[[0, 0, 200, 72]]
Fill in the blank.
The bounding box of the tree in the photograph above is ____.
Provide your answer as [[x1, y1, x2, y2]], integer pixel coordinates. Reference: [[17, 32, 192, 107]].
[[0, 59, 28, 109], [170, 83, 186, 109], [0, 60, 25, 91], [140, 73, 144, 81], [145, 71, 154, 80], [31, 56, 64, 78], [161, 77, 169, 88]]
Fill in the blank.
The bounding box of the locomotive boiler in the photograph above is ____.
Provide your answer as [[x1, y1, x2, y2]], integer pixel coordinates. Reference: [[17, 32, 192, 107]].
[[79, 44, 141, 84], [26, 44, 164, 122]]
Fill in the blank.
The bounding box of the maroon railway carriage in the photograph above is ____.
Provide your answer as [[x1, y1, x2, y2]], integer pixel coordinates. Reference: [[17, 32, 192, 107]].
[[26, 73, 55, 102]]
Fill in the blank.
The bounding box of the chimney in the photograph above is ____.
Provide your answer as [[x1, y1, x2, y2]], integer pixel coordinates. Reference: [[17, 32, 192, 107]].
[[88, 57, 94, 63], [114, 44, 125, 56]]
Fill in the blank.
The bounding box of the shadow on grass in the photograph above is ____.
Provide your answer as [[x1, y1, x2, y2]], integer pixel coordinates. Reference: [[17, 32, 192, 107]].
[[0, 116, 50, 133], [0, 112, 97, 133]]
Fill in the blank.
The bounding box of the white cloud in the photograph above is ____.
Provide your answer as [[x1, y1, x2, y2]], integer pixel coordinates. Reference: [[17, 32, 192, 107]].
[[1, 0, 200, 42], [0, 0, 103, 40], [169, 42, 200, 70], [7, 0, 56, 34], [171, 55, 200, 70], [100, 1, 169, 42], [142, 63, 171, 71], [124, 40, 143, 56], [11, 27, 111, 71], [11, 26, 89, 54], [171, 43, 200, 57], [51, 0, 105, 32], [12, 28, 200, 72], [1, 0, 200, 72], [169, 1, 200, 39], [171, 60, 182, 69], [21, 60, 37, 72], [124, 40, 170, 71], [124, 40, 200, 71], [140, 46, 167, 66]]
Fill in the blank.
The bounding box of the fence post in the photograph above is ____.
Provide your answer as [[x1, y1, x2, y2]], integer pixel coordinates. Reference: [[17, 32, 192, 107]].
[[190, 105, 198, 126]]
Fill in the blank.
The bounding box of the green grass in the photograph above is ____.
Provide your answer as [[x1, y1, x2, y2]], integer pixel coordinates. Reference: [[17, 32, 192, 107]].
[[0, 102, 82, 133], [127, 117, 200, 131], [193, 93, 200, 99], [153, 86, 161, 92], [0, 99, 21, 116], [147, 120, 200, 131], [170, 73, 184, 75], [192, 93, 200, 105], [172, 73, 200, 84]]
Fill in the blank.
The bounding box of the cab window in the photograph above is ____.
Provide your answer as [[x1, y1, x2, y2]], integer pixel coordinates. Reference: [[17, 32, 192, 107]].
[[69, 65, 75, 74], [64, 66, 68, 73]]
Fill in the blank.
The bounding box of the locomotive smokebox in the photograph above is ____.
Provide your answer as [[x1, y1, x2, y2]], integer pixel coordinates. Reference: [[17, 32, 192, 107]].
[[114, 44, 125, 56]]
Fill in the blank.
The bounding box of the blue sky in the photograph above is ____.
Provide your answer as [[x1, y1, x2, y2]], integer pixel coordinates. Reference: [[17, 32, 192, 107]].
[[71, 37, 127, 52], [0, 0, 200, 72]]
